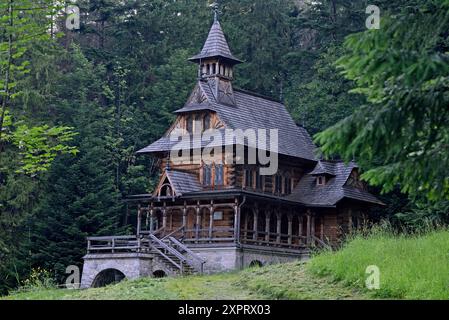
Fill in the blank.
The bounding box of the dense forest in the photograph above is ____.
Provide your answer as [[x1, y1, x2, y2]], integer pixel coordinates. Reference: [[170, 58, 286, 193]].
[[0, 0, 448, 294]]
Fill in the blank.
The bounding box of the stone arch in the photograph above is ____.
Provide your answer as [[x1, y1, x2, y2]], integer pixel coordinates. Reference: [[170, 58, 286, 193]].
[[248, 260, 264, 268], [91, 268, 126, 288], [153, 270, 167, 278]]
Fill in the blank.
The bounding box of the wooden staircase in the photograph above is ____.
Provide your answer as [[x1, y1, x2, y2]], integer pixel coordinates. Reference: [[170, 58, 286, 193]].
[[148, 234, 205, 276], [86, 232, 206, 277]]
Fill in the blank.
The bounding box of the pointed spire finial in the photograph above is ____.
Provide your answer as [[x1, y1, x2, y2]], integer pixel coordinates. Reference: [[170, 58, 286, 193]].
[[210, 1, 220, 22]]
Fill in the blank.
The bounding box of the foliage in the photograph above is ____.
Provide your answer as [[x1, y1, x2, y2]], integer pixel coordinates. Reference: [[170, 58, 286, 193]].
[[17, 267, 55, 292], [315, 1, 449, 201]]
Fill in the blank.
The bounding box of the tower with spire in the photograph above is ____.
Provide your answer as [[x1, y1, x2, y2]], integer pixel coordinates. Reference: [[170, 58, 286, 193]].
[[188, 4, 242, 106]]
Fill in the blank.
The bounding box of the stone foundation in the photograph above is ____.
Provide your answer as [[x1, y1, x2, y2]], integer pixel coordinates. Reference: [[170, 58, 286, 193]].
[[80, 253, 154, 289], [190, 245, 309, 273]]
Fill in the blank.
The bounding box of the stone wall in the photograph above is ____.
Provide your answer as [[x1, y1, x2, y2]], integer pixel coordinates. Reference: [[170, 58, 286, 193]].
[[80, 253, 153, 289], [190, 245, 309, 273]]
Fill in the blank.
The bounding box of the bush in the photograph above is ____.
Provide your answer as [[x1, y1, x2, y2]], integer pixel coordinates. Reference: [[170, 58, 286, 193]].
[[16, 268, 56, 293]]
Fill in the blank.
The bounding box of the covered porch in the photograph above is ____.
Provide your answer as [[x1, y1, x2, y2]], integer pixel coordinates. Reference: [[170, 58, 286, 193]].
[[130, 192, 330, 251]]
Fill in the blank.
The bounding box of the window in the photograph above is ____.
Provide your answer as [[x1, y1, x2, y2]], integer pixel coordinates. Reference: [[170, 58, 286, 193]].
[[203, 114, 211, 131], [317, 176, 326, 186], [203, 165, 212, 186], [193, 115, 201, 133], [284, 176, 292, 194], [245, 169, 253, 188], [274, 174, 282, 194], [213, 211, 223, 221], [215, 164, 224, 186], [255, 169, 263, 190], [186, 115, 193, 133]]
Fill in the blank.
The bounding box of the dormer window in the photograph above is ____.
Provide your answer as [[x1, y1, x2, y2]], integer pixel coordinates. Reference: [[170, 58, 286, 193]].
[[317, 176, 326, 186]]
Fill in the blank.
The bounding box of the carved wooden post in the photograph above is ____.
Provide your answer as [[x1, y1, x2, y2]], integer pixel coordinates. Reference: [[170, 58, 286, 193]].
[[276, 212, 282, 244], [253, 207, 258, 241], [233, 199, 239, 242], [137, 204, 142, 236], [182, 201, 187, 238], [311, 214, 316, 245], [306, 211, 312, 245], [298, 214, 303, 245], [209, 201, 214, 240], [320, 217, 324, 240], [149, 204, 154, 233], [195, 202, 201, 242], [162, 202, 167, 231], [287, 214, 293, 245], [243, 209, 249, 240], [265, 210, 270, 243]]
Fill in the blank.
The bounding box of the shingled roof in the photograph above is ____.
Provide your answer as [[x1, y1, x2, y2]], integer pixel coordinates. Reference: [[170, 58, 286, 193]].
[[138, 79, 318, 161], [166, 170, 202, 195], [189, 20, 242, 65], [288, 161, 384, 206]]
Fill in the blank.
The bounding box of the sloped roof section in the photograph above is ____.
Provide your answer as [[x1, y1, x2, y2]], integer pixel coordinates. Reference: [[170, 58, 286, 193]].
[[198, 80, 317, 160], [137, 79, 318, 161], [288, 161, 384, 206], [189, 21, 242, 64], [310, 161, 337, 176], [166, 170, 202, 195]]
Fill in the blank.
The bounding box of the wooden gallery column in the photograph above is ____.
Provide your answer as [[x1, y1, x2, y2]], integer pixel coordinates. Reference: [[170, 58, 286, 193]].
[[253, 207, 258, 241], [209, 201, 214, 241], [233, 197, 240, 243]]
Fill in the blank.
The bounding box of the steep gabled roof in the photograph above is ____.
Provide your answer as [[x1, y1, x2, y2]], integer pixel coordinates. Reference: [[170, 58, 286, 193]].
[[288, 161, 384, 206], [189, 21, 242, 65], [137, 79, 318, 161]]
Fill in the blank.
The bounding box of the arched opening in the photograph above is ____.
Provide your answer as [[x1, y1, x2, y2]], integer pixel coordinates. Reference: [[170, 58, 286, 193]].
[[269, 212, 277, 242], [292, 215, 300, 245], [159, 184, 173, 197], [281, 214, 289, 243], [249, 260, 263, 268], [257, 210, 266, 241], [241, 207, 253, 241], [153, 270, 167, 278], [92, 269, 125, 288], [200, 207, 211, 238], [186, 208, 196, 239], [153, 210, 163, 231]]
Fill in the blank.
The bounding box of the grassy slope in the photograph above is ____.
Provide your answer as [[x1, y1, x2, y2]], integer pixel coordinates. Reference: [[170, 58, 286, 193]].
[[4, 230, 448, 300], [309, 229, 449, 299], [3, 262, 366, 300]]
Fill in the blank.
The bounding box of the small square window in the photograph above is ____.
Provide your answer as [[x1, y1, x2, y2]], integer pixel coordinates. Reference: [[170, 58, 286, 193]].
[[213, 211, 223, 220]]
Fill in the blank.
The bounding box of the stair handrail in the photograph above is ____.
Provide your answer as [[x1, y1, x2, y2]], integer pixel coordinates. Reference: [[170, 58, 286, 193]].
[[168, 236, 206, 273], [150, 246, 182, 270], [168, 236, 205, 263], [149, 234, 187, 263], [162, 226, 184, 240], [312, 236, 332, 251]]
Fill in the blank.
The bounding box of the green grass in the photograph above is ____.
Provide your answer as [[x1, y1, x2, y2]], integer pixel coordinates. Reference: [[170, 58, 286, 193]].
[[308, 229, 449, 299], [4, 229, 448, 300], [2, 262, 366, 300]]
